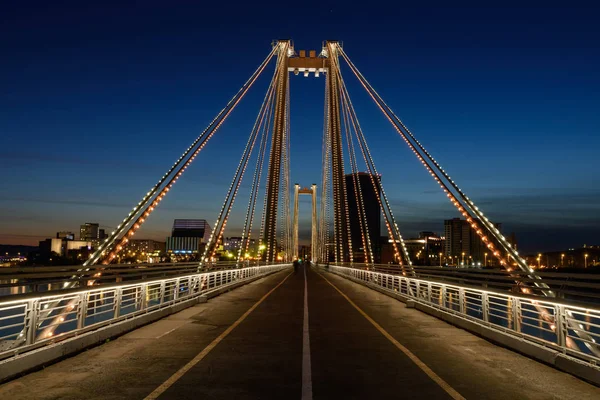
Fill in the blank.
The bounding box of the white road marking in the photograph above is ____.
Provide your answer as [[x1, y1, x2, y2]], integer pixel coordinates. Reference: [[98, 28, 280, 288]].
[[302, 265, 313, 400], [155, 326, 181, 339]]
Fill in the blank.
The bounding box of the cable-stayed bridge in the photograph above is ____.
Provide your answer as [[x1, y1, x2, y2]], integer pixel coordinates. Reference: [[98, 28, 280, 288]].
[[0, 40, 598, 399]]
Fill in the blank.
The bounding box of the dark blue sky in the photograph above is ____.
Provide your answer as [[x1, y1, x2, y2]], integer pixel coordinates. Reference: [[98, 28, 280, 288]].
[[1, 2, 599, 252]]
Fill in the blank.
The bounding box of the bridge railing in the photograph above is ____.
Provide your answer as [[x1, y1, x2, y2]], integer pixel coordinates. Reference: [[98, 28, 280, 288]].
[[326, 264, 600, 366], [332, 262, 600, 305], [0, 263, 290, 361], [0, 260, 288, 297]]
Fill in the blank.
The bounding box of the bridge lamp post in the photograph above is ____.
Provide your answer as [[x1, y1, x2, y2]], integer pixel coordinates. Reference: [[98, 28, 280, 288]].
[[585, 253, 588, 268], [439, 252, 442, 267], [537, 255, 541, 269], [461, 252, 465, 266], [484, 252, 488, 267], [561, 253, 565, 267]]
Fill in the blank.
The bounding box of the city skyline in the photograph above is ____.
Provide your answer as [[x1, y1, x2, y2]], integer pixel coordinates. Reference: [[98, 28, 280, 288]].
[[1, 3, 599, 253]]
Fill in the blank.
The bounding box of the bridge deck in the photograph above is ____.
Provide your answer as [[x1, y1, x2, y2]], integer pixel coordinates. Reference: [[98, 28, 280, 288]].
[[1, 266, 598, 399]]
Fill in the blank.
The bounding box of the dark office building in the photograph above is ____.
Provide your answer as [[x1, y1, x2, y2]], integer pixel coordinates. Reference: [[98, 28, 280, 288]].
[[444, 218, 502, 266], [171, 219, 211, 240], [344, 172, 381, 263], [166, 219, 212, 254]]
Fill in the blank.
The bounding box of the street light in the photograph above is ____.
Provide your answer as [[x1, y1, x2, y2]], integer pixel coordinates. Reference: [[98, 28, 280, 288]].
[[561, 253, 565, 267], [537, 256, 541, 269], [462, 252, 465, 265], [484, 252, 488, 267], [439, 252, 442, 267], [585, 254, 588, 268]]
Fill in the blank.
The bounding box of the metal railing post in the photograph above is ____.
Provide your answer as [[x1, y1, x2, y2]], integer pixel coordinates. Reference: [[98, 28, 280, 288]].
[[77, 292, 88, 329], [556, 305, 566, 348], [26, 299, 38, 346], [459, 288, 465, 314], [440, 285, 447, 309], [427, 282, 432, 303], [512, 298, 521, 333], [159, 280, 166, 304], [482, 292, 489, 323], [114, 288, 122, 319], [174, 278, 180, 301], [139, 283, 148, 311]]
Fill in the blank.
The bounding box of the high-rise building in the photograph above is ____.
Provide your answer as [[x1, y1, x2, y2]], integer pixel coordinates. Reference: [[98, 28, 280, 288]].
[[223, 237, 257, 253], [404, 232, 445, 265], [171, 219, 211, 241], [79, 223, 107, 247], [444, 218, 501, 266], [80, 223, 100, 241], [344, 172, 381, 262], [125, 239, 166, 255], [166, 219, 212, 254]]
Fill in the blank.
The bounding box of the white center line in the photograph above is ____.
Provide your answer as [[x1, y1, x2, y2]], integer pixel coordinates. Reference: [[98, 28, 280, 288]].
[[155, 325, 182, 339], [302, 265, 313, 400]]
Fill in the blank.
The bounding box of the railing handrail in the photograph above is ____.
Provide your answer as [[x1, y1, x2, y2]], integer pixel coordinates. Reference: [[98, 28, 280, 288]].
[[0, 261, 288, 296], [0, 264, 282, 304], [331, 262, 600, 303]]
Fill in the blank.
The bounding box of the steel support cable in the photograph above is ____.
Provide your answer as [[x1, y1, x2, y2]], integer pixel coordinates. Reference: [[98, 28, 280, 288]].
[[85, 46, 277, 268], [237, 82, 277, 263], [327, 44, 353, 262], [341, 49, 542, 280], [258, 90, 278, 252], [325, 72, 340, 263], [245, 91, 276, 260], [339, 48, 600, 356], [29, 47, 279, 344], [319, 77, 332, 263], [324, 78, 334, 263], [341, 90, 375, 265], [286, 83, 293, 260], [326, 61, 341, 263], [263, 41, 290, 262], [338, 47, 535, 276], [339, 48, 520, 271], [280, 81, 292, 261], [203, 70, 279, 264], [341, 86, 404, 269], [336, 69, 412, 271], [340, 89, 373, 265], [333, 55, 354, 263]]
